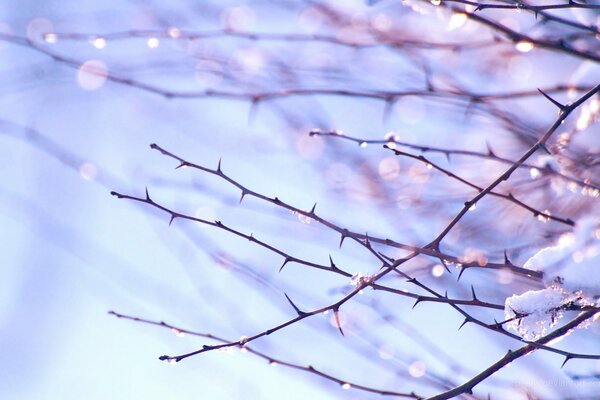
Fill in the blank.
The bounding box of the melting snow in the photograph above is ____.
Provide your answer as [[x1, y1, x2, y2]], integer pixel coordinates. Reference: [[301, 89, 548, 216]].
[[505, 217, 600, 340]]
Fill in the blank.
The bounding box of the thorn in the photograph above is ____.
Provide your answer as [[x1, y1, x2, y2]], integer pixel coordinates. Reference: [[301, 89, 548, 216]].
[[329, 255, 337, 270], [333, 308, 344, 336], [459, 318, 470, 330], [248, 97, 259, 125], [457, 266, 467, 281], [239, 190, 246, 203], [145, 187, 151, 201], [339, 232, 347, 248], [444, 290, 448, 298], [217, 158, 222, 173], [382, 97, 395, 123], [364, 233, 371, 248], [284, 293, 307, 316], [445, 152, 451, 163], [561, 355, 572, 368], [441, 259, 451, 273], [471, 285, 478, 301], [309, 203, 317, 215], [426, 77, 434, 92], [169, 214, 177, 226], [486, 141, 495, 157], [464, 99, 477, 119], [175, 162, 187, 169], [510, 307, 527, 319], [538, 88, 565, 111], [504, 250, 513, 266], [279, 257, 291, 273], [537, 143, 551, 154], [412, 297, 422, 309]]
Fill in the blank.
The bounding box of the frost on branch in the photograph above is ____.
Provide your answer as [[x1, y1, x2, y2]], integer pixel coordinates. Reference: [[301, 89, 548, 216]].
[[505, 217, 600, 340]]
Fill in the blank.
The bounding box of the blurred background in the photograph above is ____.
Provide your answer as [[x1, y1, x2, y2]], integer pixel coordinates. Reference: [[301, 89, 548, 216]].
[[1, 0, 600, 399]]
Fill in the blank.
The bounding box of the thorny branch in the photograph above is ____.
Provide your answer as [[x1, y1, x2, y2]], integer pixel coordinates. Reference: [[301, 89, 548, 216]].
[[108, 311, 423, 398], [426, 308, 600, 400], [23, 1, 597, 397], [111, 81, 600, 397]]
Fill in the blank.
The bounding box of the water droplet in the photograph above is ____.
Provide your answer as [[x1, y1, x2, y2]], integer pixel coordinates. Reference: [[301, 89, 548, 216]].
[[431, 264, 444, 277], [378, 157, 401, 180], [515, 41, 534, 53], [167, 27, 181, 38], [537, 210, 552, 223], [92, 37, 106, 49], [43, 33, 58, 43], [529, 168, 540, 179], [408, 360, 427, 378], [77, 60, 108, 91], [171, 328, 185, 337], [447, 13, 467, 31], [79, 162, 98, 181], [292, 210, 312, 224], [341, 383, 351, 390], [147, 37, 160, 48]]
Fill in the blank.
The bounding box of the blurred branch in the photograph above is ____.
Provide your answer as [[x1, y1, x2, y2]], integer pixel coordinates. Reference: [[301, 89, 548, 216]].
[[310, 130, 600, 192]]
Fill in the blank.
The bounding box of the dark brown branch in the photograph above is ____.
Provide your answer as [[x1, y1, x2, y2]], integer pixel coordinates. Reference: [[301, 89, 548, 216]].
[[108, 311, 422, 398], [144, 143, 542, 279], [442, 0, 600, 12], [426, 308, 600, 400], [109, 189, 506, 312], [427, 83, 600, 247]]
